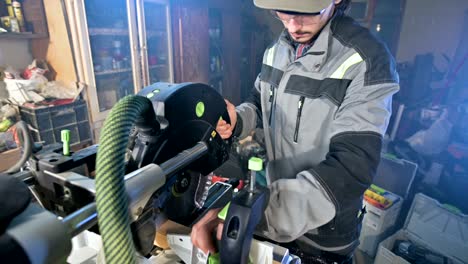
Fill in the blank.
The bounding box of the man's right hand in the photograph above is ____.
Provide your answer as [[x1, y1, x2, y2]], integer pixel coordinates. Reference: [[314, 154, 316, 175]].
[[216, 99, 237, 139]]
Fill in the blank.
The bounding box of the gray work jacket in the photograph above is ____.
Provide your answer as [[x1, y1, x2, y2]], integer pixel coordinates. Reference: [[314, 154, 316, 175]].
[[234, 14, 399, 254]]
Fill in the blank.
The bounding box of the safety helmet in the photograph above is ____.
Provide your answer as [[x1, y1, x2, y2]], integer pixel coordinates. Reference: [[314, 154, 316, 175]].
[[253, 0, 331, 13]]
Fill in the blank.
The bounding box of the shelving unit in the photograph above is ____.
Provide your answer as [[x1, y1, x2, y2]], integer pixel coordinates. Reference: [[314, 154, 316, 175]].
[[139, 0, 173, 86], [55, 0, 173, 141], [0, 32, 47, 39], [149, 64, 166, 70], [88, 28, 129, 36], [0, 0, 49, 62], [94, 68, 132, 76], [80, 0, 137, 118], [146, 30, 165, 38]]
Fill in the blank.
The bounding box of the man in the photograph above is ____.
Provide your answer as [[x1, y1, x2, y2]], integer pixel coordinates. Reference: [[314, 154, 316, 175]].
[[192, 0, 399, 263]]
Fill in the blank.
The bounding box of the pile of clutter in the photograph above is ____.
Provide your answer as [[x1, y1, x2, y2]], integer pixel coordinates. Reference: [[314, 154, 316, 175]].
[[1, 59, 82, 105], [0, 103, 18, 154], [0, 60, 83, 156]]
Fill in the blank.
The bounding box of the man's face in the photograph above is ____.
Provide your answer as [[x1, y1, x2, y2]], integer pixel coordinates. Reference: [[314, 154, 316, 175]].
[[275, 2, 337, 43]]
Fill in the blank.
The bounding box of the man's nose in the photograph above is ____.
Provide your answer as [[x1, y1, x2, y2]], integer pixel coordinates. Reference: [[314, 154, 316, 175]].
[[285, 18, 302, 32]]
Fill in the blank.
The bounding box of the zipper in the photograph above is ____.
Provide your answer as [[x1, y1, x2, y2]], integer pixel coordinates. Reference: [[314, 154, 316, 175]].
[[269, 86, 274, 102], [329, 217, 337, 231], [268, 86, 275, 125], [293, 96, 305, 143]]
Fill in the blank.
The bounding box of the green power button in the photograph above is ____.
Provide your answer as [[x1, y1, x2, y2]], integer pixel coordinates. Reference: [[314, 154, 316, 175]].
[[196, 101, 205, 118]]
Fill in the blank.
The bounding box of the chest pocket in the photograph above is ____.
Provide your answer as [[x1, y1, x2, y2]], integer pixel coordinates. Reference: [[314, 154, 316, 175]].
[[260, 64, 284, 87], [284, 75, 352, 106], [284, 75, 352, 143], [260, 64, 284, 123]]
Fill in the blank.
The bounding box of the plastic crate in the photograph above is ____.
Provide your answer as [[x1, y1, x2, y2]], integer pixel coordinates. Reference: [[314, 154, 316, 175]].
[[77, 121, 92, 143], [20, 100, 89, 129], [20, 108, 53, 131], [375, 193, 468, 264], [30, 129, 56, 145], [20, 100, 92, 145]]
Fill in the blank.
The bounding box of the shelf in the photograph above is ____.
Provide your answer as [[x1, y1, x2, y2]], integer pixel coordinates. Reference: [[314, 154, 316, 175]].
[[147, 30, 166, 38], [0, 32, 48, 39], [95, 68, 132, 76], [89, 28, 129, 36], [149, 64, 167, 70]]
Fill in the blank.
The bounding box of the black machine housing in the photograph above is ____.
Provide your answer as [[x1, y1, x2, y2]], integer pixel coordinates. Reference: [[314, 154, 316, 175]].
[[129, 82, 231, 173], [25, 83, 232, 246], [3, 82, 274, 263]]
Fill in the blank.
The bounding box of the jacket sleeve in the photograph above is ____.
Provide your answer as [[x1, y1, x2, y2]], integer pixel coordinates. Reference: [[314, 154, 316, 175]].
[[233, 76, 263, 139], [260, 63, 400, 242]]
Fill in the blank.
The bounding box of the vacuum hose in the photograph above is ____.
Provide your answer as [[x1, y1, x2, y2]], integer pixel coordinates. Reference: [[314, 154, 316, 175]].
[[94, 95, 152, 264]]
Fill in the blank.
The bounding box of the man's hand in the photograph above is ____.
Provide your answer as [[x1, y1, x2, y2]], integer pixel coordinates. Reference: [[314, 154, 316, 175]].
[[191, 208, 224, 254], [216, 99, 237, 139]]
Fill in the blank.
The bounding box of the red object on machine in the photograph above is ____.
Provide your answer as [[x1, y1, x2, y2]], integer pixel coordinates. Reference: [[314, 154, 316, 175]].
[[211, 175, 245, 190]]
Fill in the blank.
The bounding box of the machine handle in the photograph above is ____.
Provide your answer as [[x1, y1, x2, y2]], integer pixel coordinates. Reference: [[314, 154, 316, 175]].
[[219, 188, 268, 264]]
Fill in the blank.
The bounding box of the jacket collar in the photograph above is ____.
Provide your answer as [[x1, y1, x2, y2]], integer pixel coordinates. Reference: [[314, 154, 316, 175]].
[[278, 14, 338, 72]]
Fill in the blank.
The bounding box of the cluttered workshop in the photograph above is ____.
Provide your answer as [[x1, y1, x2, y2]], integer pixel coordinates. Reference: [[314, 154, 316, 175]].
[[0, 0, 467, 263]]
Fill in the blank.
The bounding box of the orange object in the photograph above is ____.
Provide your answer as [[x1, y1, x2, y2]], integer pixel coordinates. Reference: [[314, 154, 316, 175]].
[[364, 189, 393, 209]]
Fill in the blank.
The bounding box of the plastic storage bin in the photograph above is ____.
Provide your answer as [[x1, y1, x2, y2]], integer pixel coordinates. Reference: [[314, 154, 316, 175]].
[[372, 154, 418, 200], [374, 193, 468, 264], [19, 100, 92, 145]]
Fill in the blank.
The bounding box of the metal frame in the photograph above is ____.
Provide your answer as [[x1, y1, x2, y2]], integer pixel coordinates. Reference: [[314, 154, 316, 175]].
[[136, 0, 149, 86], [63, 0, 93, 121], [65, 0, 105, 123], [127, 0, 143, 91], [136, 0, 174, 86]]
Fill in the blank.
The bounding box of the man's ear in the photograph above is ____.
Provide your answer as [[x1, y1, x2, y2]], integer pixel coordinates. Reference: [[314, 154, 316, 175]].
[[334, 0, 343, 5]]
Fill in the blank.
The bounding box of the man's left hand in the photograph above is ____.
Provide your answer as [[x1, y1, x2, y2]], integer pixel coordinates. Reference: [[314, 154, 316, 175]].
[[191, 208, 224, 254]]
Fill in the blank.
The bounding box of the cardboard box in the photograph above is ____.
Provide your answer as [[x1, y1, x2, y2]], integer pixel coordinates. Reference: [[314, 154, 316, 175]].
[[375, 193, 468, 264], [358, 154, 417, 257], [0, 148, 21, 172], [359, 192, 402, 257]]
